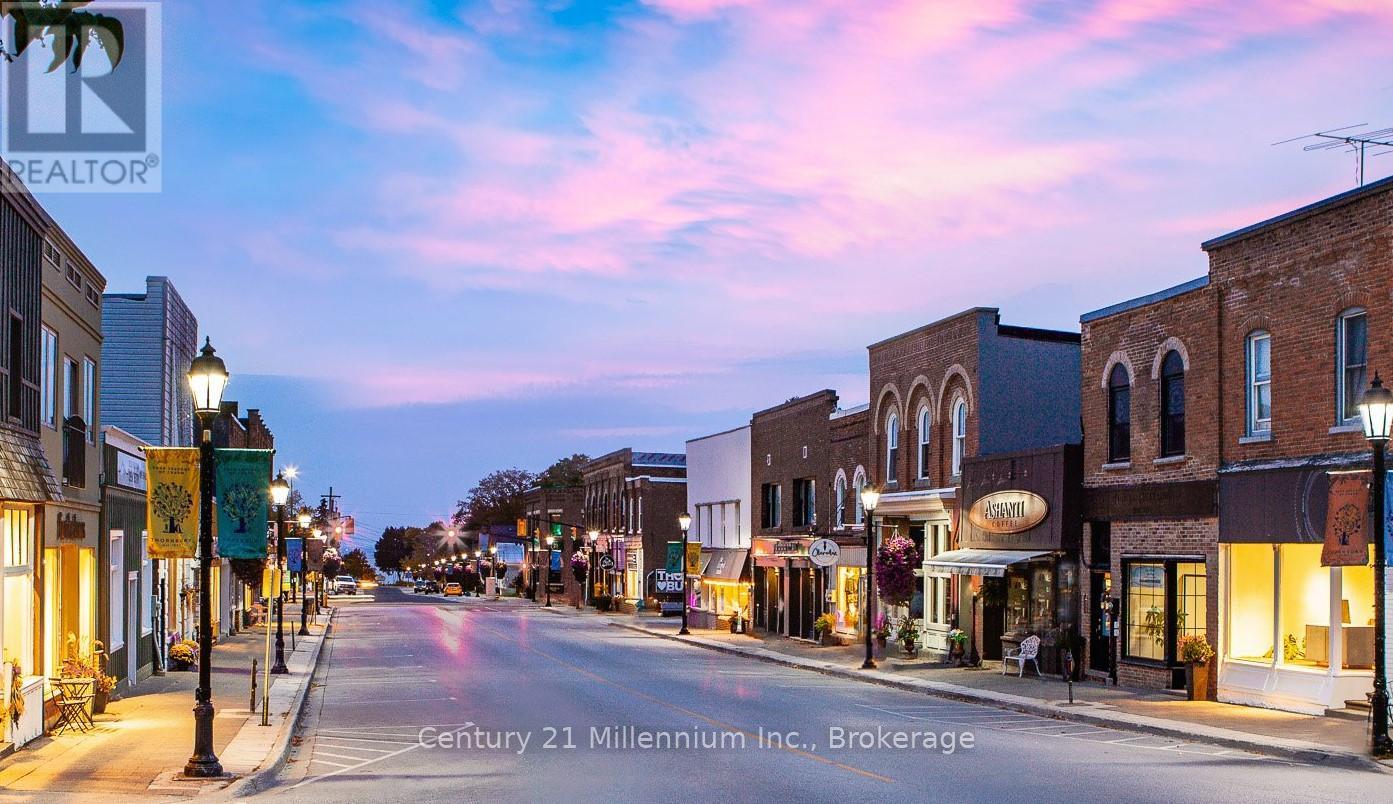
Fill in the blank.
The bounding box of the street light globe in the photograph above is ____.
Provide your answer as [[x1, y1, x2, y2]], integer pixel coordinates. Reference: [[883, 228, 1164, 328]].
[[474, 550, 482, 558], [546, 536, 555, 547], [297, 508, 313, 529], [587, 529, 599, 542], [269, 472, 290, 506], [186, 338, 229, 416], [489, 546, 497, 555], [859, 484, 881, 514], [1360, 374, 1393, 443], [677, 512, 692, 532]]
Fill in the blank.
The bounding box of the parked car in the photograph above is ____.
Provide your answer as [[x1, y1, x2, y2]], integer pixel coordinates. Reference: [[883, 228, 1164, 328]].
[[443, 582, 463, 597], [333, 575, 359, 595]]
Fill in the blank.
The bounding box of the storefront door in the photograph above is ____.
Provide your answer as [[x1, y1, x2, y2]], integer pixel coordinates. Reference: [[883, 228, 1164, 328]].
[[1089, 571, 1112, 673], [980, 577, 1005, 661]]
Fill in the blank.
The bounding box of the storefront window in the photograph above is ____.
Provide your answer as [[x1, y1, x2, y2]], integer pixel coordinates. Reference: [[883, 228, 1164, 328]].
[[1278, 544, 1326, 667], [836, 566, 862, 632], [1030, 564, 1054, 633], [1176, 561, 1206, 643], [1227, 543, 1274, 662], [1125, 562, 1166, 661], [1006, 573, 1029, 633], [1341, 557, 1376, 669]]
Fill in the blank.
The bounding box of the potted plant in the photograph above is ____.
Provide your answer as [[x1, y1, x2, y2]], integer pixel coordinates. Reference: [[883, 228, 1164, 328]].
[[813, 614, 836, 646], [730, 608, 747, 634], [1178, 635, 1215, 700], [570, 552, 589, 583], [946, 628, 969, 666], [594, 594, 614, 612], [896, 617, 921, 657], [871, 613, 890, 658], [168, 639, 198, 671]]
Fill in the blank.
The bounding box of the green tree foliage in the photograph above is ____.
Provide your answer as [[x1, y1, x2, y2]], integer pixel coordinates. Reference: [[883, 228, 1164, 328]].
[[340, 548, 373, 581], [2, 1, 124, 72], [539, 453, 590, 488], [453, 468, 535, 529], [374, 526, 422, 578]]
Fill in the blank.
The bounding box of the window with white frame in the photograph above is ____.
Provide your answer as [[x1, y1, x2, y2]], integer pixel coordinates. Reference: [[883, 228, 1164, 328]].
[[1246, 331, 1271, 434], [853, 468, 865, 525], [834, 473, 847, 528], [83, 357, 96, 441], [110, 530, 125, 650], [951, 399, 967, 476], [925, 524, 951, 626], [1337, 309, 1368, 423], [141, 535, 153, 636], [40, 327, 56, 428], [886, 412, 899, 484], [63, 356, 77, 420], [917, 404, 931, 480]]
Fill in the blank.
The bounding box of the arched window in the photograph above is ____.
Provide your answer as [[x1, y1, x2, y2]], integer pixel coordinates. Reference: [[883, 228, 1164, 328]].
[[834, 473, 847, 528], [886, 412, 899, 484], [917, 405, 932, 480], [1337, 308, 1368, 423], [1246, 331, 1271, 434], [1160, 350, 1185, 457], [951, 399, 967, 476], [1108, 364, 1131, 462], [853, 468, 866, 525]]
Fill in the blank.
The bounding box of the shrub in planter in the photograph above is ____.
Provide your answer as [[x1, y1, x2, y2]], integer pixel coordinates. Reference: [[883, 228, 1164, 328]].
[[813, 614, 836, 645], [168, 639, 198, 670], [895, 616, 921, 656], [593, 594, 614, 612], [61, 654, 116, 713], [1178, 635, 1215, 701]]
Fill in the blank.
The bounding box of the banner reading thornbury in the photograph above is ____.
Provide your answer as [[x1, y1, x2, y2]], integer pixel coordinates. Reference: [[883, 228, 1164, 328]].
[[1322, 472, 1370, 567], [146, 448, 199, 558], [214, 449, 273, 559]]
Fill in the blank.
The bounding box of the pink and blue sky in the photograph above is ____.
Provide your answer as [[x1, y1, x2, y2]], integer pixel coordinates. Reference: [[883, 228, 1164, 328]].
[[41, 0, 1393, 543]]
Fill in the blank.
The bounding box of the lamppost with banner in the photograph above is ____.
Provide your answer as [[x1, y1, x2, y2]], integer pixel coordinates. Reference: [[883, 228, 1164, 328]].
[[269, 473, 290, 675], [183, 339, 228, 778], [544, 535, 554, 606], [859, 485, 881, 671], [678, 512, 693, 635], [1358, 373, 1393, 757]]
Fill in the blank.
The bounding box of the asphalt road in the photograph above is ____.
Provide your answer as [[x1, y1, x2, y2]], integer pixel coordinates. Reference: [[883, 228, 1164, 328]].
[[260, 586, 1389, 803]]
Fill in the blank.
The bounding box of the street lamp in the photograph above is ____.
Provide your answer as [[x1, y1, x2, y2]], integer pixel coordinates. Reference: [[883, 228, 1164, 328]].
[[678, 512, 693, 635], [544, 535, 555, 607], [859, 485, 881, 671], [299, 527, 319, 635], [269, 473, 291, 676], [1359, 373, 1393, 757], [184, 338, 227, 778]]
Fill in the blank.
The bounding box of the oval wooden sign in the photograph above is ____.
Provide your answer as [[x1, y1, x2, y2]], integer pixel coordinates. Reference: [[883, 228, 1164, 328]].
[[968, 490, 1049, 535]]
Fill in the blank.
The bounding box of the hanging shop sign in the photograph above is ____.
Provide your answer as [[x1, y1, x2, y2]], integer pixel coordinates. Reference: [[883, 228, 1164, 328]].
[[56, 512, 86, 541], [1322, 472, 1370, 566], [598, 554, 616, 572], [808, 538, 840, 567], [145, 447, 199, 558], [214, 448, 273, 559], [968, 490, 1049, 535]]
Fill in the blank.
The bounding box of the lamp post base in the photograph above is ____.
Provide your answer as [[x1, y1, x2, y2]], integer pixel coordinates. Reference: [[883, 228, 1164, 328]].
[[860, 658, 877, 670], [183, 702, 224, 778]]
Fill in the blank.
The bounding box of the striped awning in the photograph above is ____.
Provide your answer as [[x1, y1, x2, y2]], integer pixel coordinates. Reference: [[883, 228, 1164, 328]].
[[923, 548, 1052, 578]]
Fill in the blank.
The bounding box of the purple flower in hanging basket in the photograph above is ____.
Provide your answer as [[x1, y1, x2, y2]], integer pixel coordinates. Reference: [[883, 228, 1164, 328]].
[[569, 551, 589, 581], [875, 534, 921, 608]]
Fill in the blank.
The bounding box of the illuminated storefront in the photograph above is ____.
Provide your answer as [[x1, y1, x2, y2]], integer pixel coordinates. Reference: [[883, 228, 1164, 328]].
[[41, 508, 99, 678], [694, 548, 750, 628], [1217, 461, 1377, 714]]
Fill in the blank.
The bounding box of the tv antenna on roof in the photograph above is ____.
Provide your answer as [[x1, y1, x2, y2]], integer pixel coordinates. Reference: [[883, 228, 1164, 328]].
[[1274, 124, 1393, 187]]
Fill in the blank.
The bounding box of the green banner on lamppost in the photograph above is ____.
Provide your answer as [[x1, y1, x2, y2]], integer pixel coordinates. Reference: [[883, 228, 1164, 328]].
[[214, 448, 273, 559]]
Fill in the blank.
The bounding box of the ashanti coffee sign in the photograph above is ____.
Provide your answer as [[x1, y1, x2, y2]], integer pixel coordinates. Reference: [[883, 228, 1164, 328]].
[[967, 491, 1048, 535]]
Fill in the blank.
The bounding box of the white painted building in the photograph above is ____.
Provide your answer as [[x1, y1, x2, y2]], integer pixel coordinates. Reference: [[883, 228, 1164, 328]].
[[686, 425, 752, 627]]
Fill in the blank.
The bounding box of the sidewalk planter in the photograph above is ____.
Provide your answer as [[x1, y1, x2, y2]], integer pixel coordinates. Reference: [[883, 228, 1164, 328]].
[[1185, 661, 1211, 701]]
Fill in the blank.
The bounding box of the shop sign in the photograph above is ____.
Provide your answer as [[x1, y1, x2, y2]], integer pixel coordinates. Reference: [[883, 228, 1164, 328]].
[[772, 539, 807, 557], [654, 570, 682, 593], [56, 513, 86, 541], [968, 491, 1048, 535], [1132, 564, 1164, 589], [116, 450, 146, 490], [808, 538, 840, 567], [1322, 472, 1370, 566], [598, 554, 616, 572]]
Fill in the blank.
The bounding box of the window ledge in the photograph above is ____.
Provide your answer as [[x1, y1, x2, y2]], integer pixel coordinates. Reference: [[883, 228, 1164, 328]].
[[1329, 424, 1363, 435], [1101, 461, 1131, 472], [1238, 433, 1272, 445], [1153, 455, 1186, 466]]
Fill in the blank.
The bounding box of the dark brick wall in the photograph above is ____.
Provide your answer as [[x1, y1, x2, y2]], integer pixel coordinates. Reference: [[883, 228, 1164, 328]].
[[750, 390, 839, 539]]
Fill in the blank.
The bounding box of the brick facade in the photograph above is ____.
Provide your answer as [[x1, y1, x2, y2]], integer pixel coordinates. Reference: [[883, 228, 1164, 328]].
[[522, 485, 585, 605], [581, 448, 686, 605], [750, 391, 840, 539]]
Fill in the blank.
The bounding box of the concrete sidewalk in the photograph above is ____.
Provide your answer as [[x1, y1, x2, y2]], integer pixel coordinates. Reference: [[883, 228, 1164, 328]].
[[604, 614, 1388, 772], [0, 612, 331, 797]]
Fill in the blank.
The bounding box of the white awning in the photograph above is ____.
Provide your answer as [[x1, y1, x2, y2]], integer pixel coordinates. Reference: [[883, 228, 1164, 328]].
[[923, 548, 1053, 577]]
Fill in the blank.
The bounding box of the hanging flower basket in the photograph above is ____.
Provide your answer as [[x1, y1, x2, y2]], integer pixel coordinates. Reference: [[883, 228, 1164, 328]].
[[875, 534, 921, 608], [570, 552, 589, 583]]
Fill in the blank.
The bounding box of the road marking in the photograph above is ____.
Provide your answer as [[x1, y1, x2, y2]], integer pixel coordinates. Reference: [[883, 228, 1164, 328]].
[[314, 734, 424, 745], [314, 750, 382, 762], [309, 759, 354, 769], [324, 677, 438, 686], [322, 696, 456, 704], [317, 743, 397, 754]]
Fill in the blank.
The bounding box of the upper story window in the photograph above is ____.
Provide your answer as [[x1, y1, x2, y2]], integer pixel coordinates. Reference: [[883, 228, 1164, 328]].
[[1159, 350, 1185, 457], [760, 483, 781, 529], [885, 412, 899, 484], [1337, 309, 1367, 424], [42, 240, 59, 268], [792, 478, 815, 528], [917, 405, 931, 480], [7, 316, 22, 422], [40, 327, 56, 429], [834, 473, 847, 528], [63, 357, 77, 421], [82, 357, 96, 442], [1108, 364, 1131, 463], [951, 399, 967, 476], [1246, 331, 1271, 435], [853, 468, 865, 525]]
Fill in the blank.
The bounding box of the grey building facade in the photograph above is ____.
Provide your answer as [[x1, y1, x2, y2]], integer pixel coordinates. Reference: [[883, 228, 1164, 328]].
[[100, 277, 198, 448]]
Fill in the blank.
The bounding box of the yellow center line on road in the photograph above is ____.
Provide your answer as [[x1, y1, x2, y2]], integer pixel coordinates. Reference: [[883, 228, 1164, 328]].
[[474, 618, 895, 785]]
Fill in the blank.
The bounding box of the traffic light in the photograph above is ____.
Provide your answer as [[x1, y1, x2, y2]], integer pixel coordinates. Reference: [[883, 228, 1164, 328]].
[[551, 522, 563, 537]]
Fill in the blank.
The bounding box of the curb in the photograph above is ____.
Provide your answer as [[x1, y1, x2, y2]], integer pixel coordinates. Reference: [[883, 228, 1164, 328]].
[[220, 610, 336, 798], [610, 622, 1385, 773]]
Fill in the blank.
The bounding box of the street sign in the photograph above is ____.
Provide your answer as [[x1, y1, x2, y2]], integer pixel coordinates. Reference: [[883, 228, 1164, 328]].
[[809, 538, 840, 567], [598, 554, 616, 572]]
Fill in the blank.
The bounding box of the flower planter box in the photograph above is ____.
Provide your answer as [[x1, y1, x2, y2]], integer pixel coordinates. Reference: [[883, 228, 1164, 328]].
[[1185, 662, 1211, 701]]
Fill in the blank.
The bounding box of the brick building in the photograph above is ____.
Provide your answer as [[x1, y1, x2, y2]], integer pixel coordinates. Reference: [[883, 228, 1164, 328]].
[[1079, 278, 1219, 690], [869, 308, 1081, 659], [749, 391, 869, 641], [521, 485, 585, 605], [581, 449, 686, 609]]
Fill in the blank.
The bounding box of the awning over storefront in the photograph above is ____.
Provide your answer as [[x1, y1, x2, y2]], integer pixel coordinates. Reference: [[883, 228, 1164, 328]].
[[700, 549, 748, 581], [0, 427, 62, 503], [875, 487, 955, 519], [923, 548, 1053, 577]]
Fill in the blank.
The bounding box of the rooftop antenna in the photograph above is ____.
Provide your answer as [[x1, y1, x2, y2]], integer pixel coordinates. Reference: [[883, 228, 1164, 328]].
[[1274, 124, 1393, 187]]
